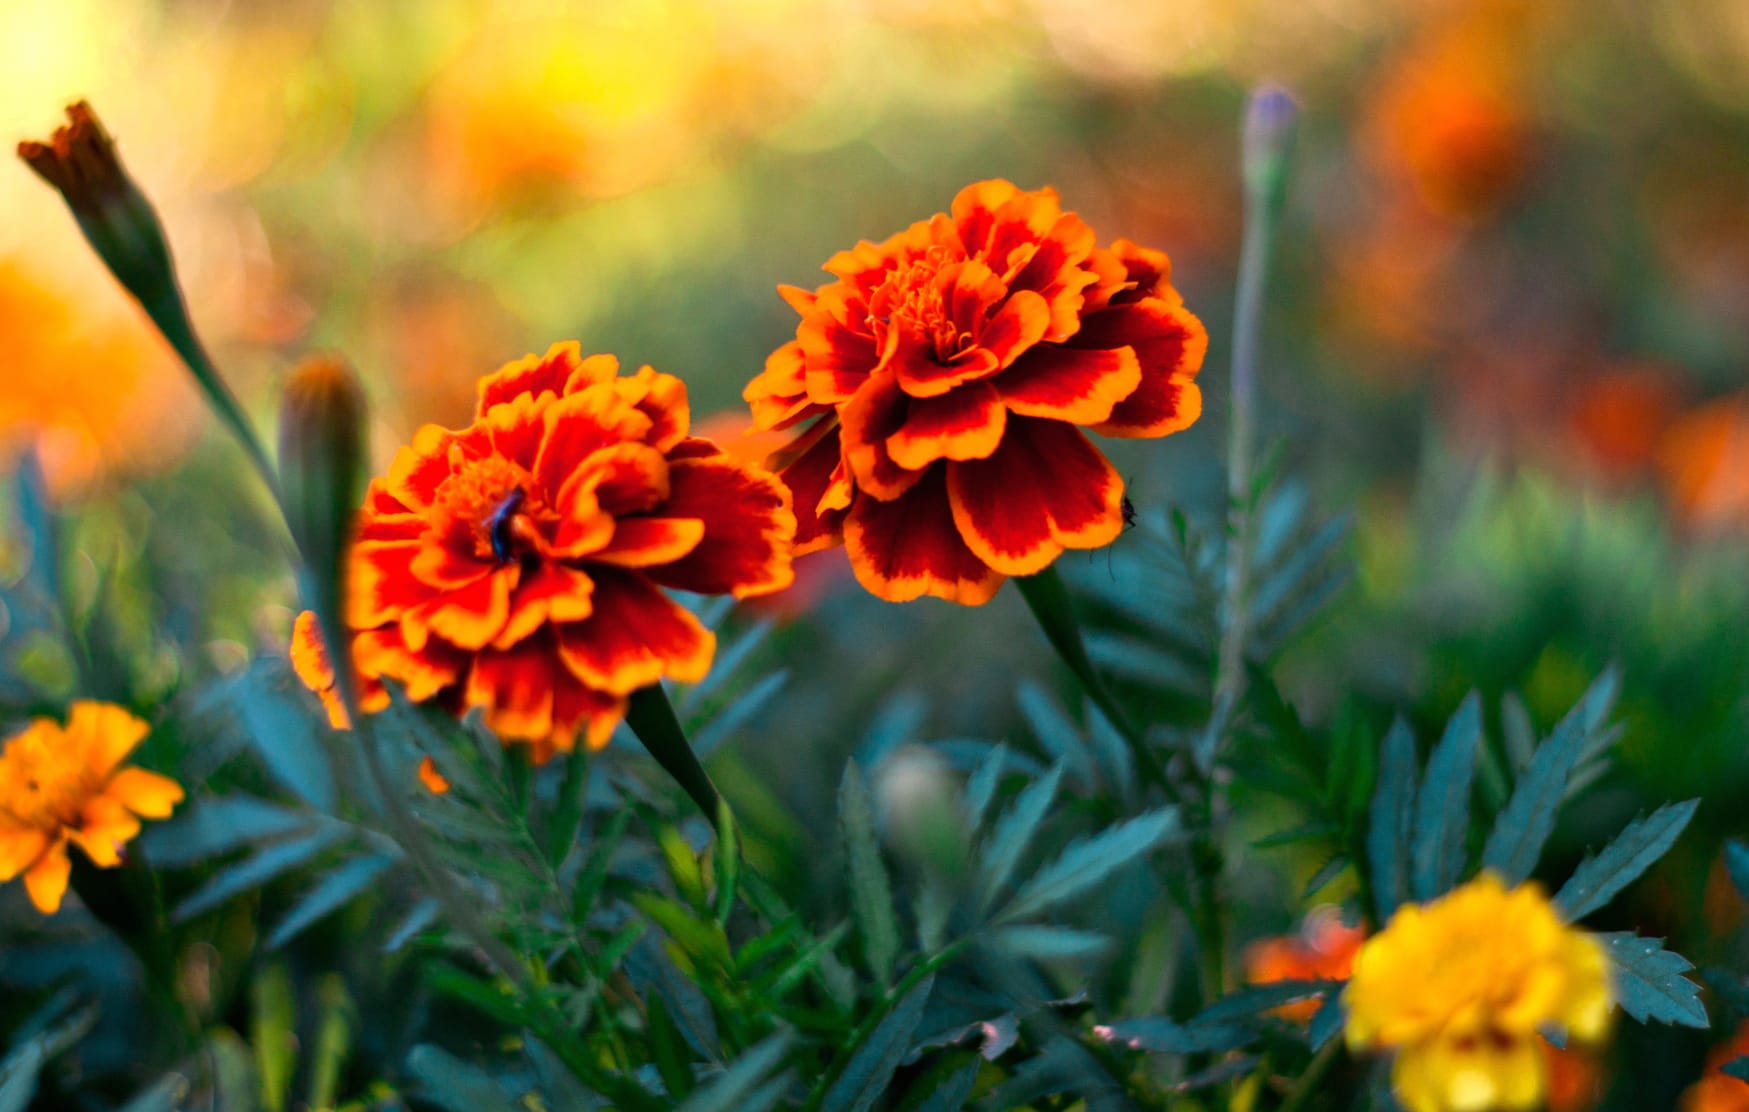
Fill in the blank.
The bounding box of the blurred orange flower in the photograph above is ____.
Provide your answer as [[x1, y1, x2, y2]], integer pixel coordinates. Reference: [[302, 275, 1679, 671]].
[[293, 342, 795, 762], [1682, 1019, 1749, 1111], [1242, 907, 1366, 1022], [1564, 362, 1683, 484], [1659, 393, 1749, 533], [0, 702, 183, 914], [745, 179, 1205, 605]]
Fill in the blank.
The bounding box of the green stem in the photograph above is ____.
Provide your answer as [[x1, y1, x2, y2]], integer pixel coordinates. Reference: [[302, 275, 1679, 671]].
[[626, 683, 724, 824], [1014, 566, 1176, 803]]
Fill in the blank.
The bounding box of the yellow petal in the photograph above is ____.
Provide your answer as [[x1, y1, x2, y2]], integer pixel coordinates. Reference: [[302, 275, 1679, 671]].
[[24, 842, 71, 914], [105, 767, 185, 818], [0, 826, 49, 882], [68, 701, 151, 775]]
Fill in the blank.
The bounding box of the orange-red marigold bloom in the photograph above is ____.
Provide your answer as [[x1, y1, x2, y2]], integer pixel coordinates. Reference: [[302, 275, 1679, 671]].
[[744, 179, 1206, 605], [1243, 907, 1367, 1023], [0, 702, 184, 914], [293, 342, 796, 762]]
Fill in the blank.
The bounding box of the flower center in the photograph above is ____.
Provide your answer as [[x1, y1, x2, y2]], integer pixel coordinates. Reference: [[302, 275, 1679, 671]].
[[432, 451, 539, 561], [0, 735, 97, 831], [872, 248, 970, 361]]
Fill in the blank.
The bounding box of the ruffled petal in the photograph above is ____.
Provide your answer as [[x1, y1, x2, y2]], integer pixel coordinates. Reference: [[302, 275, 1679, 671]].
[[574, 442, 671, 518], [407, 540, 493, 590], [997, 345, 1142, 426], [745, 341, 819, 430], [556, 570, 716, 695], [1075, 299, 1208, 438], [353, 628, 464, 702], [885, 380, 1006, 470], [644, 456, 797, 597], [975, 289, 1051, 370], [24, 842, 71, 914], [800, 289, 881, 404], [843, 466, 1005, 605], [0, 826, 49, 882], [105, 767, 184, 819], [66, 700, 150, 777], [889, 332, 998, 400], [553, 681, 628, 753], [477, 342, 616, 415], [70, 795, 141, 865], [841, 372, 927, 501], [350, 536, 436, 627], [382, 424, 458, 511], [613, 365, 690, 452], [771, 421, 852, 555], [946, 418, 1123, 576], [491, 564, 596, 650], [533, 383, 654, 497], [465, 637, 559, 743], [589, 517, 706, 568], [401, 563, 517, 652]]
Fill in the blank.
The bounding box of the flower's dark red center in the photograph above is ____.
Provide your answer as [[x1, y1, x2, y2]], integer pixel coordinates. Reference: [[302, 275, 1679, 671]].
[[872, 247, 972, 362], [432, 452, 540, 561]]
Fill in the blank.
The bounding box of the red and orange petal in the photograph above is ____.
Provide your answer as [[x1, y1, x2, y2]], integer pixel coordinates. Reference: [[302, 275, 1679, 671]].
[[843, 467, 1004, 605]]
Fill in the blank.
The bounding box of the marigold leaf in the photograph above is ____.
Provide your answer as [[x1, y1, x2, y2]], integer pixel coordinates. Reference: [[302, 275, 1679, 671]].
[[978, 763, 1067, 915], [266, 853, 396, 949], [171, 826, 350, 923], [1093, 1016, 1254, 1054], [1598, 931, 1708, 1028], [1480, 706, 1591, 885], [1555, 800, 1699, 921], [404, 1045, 521, 1112], [691, 670, 789, 762], [962, 744, 1010, 836], [383, 897, 441, 954], [840, 761, 900, 987], [855, 690, 930, 769], [821, 974, 935, 1112], [997, 806, 1179, 924], [1411, 693, 1482, 901], [676, 1030, 794, 1112], [1084, 631, 1205, 698], [137, 795, 314, 867], [1308, 994, 1346, 1051], [1301, 855, 1350, 902], [1724, 840, 1749, 905], [1082, 699, 1135, 802], [1723, 1056, 1749, 1084], [989, 925, 1112, 961], [1016, 681, 1095, 789], [1193, 980, 1340, 1026], [909, 1060, 981, 1112], [1367, 717, 1417, 922], [625, 935, 721, 1059], [228, 660, 338, 813]]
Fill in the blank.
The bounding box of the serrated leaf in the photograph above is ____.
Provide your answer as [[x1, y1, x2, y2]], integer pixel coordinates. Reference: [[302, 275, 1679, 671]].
[[989, 925, 1111, 960], [822, 975, 935, 1112], [1599, 932, 1707, 1028], [840, 762, 900, 987], [1094, 1017, 1254, 1054], [1555, 800, 1699, 921], [997, 807, 1178, 923], [172, 827, 350, 922], [1480, 710, 1590, 885], [1411, 693, 1481, 901], [978, 763, 1067, 914], [137, 795, 315, 867], [0, 1001, 98, 1112], [1082, 699, 1134, 801], [404, 1045, 520, 1112], [676, 1031, 793, 1112], [1367, 718, 1416, 922], [267, 854, 396, 949], [1193, 980, 1340, 1026]]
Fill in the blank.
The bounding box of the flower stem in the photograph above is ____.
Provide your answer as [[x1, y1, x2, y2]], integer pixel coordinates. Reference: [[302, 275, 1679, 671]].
[[1015, 566, 1176, 801], [625, 682, 725, 824]]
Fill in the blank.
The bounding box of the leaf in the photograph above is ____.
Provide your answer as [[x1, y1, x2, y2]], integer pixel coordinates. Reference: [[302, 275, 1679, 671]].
[[525, 1038, 600, 1112], [978, 763, 1067, 914], [822, 974, 936, 1112], [1480, 710, 1591, 885], [855, 690, 930, 769], [1411, 693, 1481, 901], [989, 925, 1112, 961], [1725, 840, 1749, 905], [626, 935, 721, 1059], [998, 807, 1179, 923], [1723, 1056, 1749, 1084], [840, 761, 899, 987], [962, 744, 1009, 835], [404, 1045, 521, 1112], [172, 826, 350, 922], [691, 671, 789, 762], [910, 1060, 980, 1112], [1599, 932, 1708, 1028], [1193, 980, 1340, 1026], [1302, 855, 1349, 902], [1016, 681, 1094, 788], [676, 1031, 794, 1112], [0, 1001, 98, 1112], [137, 795, 315, 867], [1554, 801, 1699, 921], [1308, 994, 1345, 1051], [267, 854, 396, 948], [1367, 718, 1416, 922], [1093, 1017, 1254, 1054], [229, 661, 339, 813]]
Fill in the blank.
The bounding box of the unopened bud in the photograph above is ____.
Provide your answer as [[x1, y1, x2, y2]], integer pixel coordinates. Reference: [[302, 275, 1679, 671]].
[[278, 356, 368, 655], [1242, 84, 1299, 213], [876, 747, 967, 880]]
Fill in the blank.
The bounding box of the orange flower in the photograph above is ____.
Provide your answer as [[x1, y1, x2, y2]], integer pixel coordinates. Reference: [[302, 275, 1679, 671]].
[[1683, 1020, 1749, 1111], [1243, 907, 1367, 1022], [0, 702, 184, 914], [1659, 394, 1749, 534], [744, 179, 1206, 605], [292, 343, 796, 763]]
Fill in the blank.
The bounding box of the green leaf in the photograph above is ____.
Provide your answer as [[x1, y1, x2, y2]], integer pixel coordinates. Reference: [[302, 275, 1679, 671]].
[[525, 1038, 600, 1112], [1193, 980, 1340, 1026], [384, 897, 441, 953], [1302, 855, 1349, 901], [572, 810, 632, 925], [713, 799, 739, 925], [0, 1001, 98, 1112], [962, 744, 1009, 835], [840, 761, 900, 986], [251, 964, 297, 1112], [997, 807, 1179, 924], [137, 795, 315, 867], [822, 974, 935, 1112], [627, 936, 721, 1059], [676, 1030, 794, 1112], [229, 660, 339, 813], [267, 853, 396, 948], [1411, 693, 1481, 901], [910, 1060, 980, 1112], [1723, 1057, 1749, 1084], [1480, 710, 1591, 885], [404, 1045, 521, 1112], [1016, 681, 1094, 788], [691, 671, 789, 761], [989, 925, 1111, 960], [1724, 840, 1749, 905], [978, 763, 1066, 914], [632, 894, 733, 972], [1554, 800, 1699, 921], [1094, 1017, 1253, 1054], [172, 826, 350, 922], [646, 994, 699, 1101], [1367, 718, 1416, 922], [1599, 932, 1707, 1028]]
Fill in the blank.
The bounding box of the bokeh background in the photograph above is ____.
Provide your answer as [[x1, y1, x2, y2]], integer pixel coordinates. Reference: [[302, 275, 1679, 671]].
[[5, 0, 1749, 1097]]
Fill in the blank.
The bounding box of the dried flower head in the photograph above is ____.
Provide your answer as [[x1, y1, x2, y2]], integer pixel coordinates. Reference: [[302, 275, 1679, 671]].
[[744, 179, 1205, 604], [1344, 873, 1613, 1112], [292, 342, 796, 762], [0, 702, 184, 914]]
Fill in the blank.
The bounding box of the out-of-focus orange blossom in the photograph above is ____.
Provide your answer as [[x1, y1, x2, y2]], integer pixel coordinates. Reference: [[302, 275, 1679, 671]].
[[1682, 1020, 1749, 1112], [1563, 362, 1685, 485], [1659, 393, 1749, 534], [1242, 906, 1366, 1022]]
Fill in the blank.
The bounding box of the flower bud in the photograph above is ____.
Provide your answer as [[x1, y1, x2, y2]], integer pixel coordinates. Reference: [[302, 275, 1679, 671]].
[[278, 356, 368, 651], [875, 747, 967, 880], [1242, 84, 1299, 214]]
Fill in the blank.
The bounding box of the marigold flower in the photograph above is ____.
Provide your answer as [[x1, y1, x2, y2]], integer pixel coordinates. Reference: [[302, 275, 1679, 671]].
[[291, 343, 796, 762], [0, 702, 184, 914], [1681, 1019, 1749, 1112], [1344, 873, 1613, 1112], [1242, 906, 1366, 1022], [744, 179, 1206, 605]]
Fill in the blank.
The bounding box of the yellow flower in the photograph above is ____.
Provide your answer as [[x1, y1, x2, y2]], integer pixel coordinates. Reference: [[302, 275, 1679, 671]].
[[1344, 873, 1613, 1112], [0, 702, 184, 914]]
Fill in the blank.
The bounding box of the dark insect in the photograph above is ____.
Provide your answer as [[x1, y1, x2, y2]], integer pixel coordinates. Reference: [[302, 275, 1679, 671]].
[[488, 487, 527, 563], [1120, 494, 1137, 531]]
